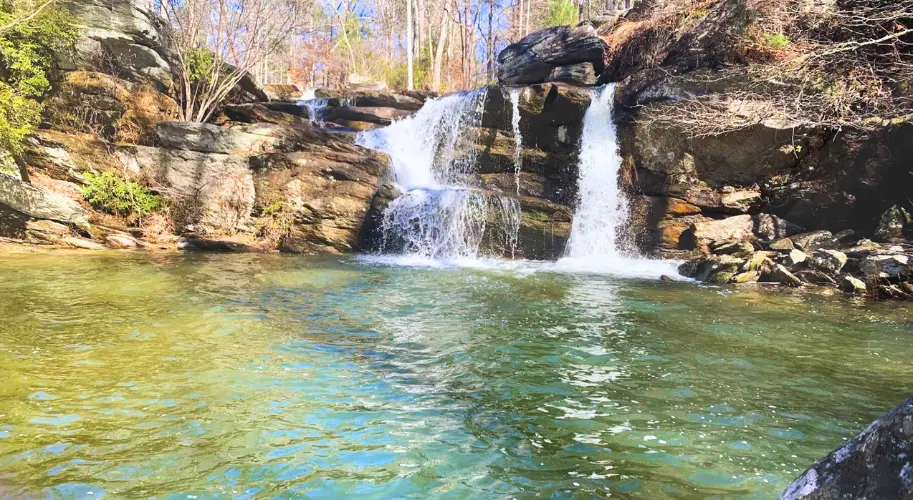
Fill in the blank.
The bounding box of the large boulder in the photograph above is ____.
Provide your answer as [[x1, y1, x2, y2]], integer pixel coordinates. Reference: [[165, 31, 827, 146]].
[[248, 139, 392, 254], [314, 90, 427, 111], [22, 130, 115, 184], [328, 106, 414, 126], [59, 0, 177, 92], [155, 122, 281, 156], [223, 103, 312, 127], [0, 173, 89, 225], [781, 396, 913, 499], [861, 255, 912, 281], [497, 25, 608, 86], [116, 146, 255, 234], [874, 205, 912, 242]]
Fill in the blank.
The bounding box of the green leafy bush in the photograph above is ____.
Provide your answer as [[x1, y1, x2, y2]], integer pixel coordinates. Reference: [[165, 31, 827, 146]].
[[763, 33, 790, 50], [0, 3, 77, 154], [82, 171, 163, 219], [544, 0, 579, 27]]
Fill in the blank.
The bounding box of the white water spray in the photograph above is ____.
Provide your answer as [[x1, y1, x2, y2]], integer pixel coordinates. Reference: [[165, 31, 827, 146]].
[[509, 88, 524, 195], [565, 84, 629, 259], [358, 90, 488, 189], [357, 89, 520, 260]]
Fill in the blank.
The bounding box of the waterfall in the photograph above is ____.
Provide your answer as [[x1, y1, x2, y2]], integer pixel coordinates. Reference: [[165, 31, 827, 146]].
[[565, 84, 630, 259], [297, 89, 329, 124], [357, 89, 520, 261], [380, 189, 519, 260], [509, 88, 523, 195], [297, 89, 354, 125]]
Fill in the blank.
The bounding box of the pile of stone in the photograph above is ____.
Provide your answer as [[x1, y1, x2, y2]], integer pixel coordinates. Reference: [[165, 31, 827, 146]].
[[678, 206, 913, 300]]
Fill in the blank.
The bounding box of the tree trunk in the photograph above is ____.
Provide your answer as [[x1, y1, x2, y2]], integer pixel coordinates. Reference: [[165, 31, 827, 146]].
[[407, 0, 415, 90], [526, 0, 531, 35], [432, 1, 450, 90], [464, 0, 472, 88], [13, 155, 30, 184], [417, 0, 427, 59], [488, 0, 494, 80]]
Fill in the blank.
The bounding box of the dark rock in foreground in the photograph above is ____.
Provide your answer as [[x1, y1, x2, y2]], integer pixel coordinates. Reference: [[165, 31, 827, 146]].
[[781, 396, 913, 499]]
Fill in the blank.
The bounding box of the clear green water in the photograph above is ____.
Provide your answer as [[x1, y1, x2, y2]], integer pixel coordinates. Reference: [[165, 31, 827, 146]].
[[0, 253, 911, 499]]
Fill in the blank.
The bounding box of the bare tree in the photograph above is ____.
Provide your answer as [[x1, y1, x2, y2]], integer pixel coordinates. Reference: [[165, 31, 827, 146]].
[[159, 0, 305, 123], [0, 0, 56, 33]]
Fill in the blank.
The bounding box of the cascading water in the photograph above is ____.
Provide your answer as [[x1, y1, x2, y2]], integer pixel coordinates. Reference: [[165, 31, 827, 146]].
[[357, 89, 520, 261], [565, 84, 629, 259], [509, 88, 524, 195], [555, 84, 680, 278], [297, 89, 352, 125]]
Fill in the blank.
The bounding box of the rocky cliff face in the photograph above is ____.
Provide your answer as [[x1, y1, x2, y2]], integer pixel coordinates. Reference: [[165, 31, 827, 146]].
[[0, 0, 398, 254]]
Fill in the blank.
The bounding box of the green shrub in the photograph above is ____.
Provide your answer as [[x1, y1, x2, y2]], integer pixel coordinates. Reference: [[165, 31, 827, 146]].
[[763, 33, 790, 50], [0, 3, 77, 154], [382, 52, 432, 90], [82, 171, 162, 218], [544, 0, 579, 27]]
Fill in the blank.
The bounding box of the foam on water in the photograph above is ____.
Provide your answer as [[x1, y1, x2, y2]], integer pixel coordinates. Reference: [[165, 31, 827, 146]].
[[378, 188, 519, 260]]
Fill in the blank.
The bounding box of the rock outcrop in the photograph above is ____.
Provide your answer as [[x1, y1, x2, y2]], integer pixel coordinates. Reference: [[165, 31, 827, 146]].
[[781, 396, 913, 500], [59, 0, 177, 92], [0, 173, 89, 225], [497, 25, 608, 86], [45, 71, 179, 144], [249, 138, 391, 254]]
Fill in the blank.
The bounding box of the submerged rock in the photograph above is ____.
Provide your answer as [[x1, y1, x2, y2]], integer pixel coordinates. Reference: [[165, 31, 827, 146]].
[[781, 396, 913, 499], [796, 270, 837, 286], [875, 284, 911, 300], [731, 270, 760, 284], [64, 236, 106, 250]]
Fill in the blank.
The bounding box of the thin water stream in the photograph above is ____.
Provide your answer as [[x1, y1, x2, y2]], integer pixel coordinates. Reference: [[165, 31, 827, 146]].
[[0, 252, 910, 498]]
